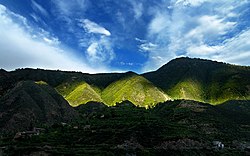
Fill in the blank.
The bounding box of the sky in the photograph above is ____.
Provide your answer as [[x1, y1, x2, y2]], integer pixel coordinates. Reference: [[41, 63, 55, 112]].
[[0, 0, 250, 73]]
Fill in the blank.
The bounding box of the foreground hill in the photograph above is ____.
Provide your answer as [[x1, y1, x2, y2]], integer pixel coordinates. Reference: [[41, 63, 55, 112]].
[[1, 100, 249, 155], [0, 80, 78, 132]]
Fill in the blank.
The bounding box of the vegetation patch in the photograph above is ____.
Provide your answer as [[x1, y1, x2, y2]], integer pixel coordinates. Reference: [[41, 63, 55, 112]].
[[102, 75, 171, 107]]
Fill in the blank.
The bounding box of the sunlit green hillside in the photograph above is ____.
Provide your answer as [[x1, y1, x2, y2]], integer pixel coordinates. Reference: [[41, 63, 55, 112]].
[[144, 57, 250, 105], [56, 81, 103, 107], [2, 57, 250, 106], [55, 73, 171, 107], [167, 79, 204, 102], [102, 74, 171, 107]]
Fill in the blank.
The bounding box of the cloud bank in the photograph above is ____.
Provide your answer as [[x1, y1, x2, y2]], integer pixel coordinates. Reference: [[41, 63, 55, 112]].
[[0, 4, 106, 73], [141, 0, 250, 72]]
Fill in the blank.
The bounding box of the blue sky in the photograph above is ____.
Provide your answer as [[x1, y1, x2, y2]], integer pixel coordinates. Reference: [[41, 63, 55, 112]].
[[0, 0, 250, 73]]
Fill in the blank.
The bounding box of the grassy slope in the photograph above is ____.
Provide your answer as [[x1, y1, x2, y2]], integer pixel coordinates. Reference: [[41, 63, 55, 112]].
[[208, 67, 250, 104], [56, 81, 103, 107], [167, 79, 204, 102], [6, 58, 250, 106], [144, 57, 250, 105], [55, 74, 171, 107], [102, 75, 171, 107]]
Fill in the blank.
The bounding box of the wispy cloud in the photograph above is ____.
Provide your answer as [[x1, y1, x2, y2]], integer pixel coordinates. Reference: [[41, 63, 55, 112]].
[[51, 1, 115, 68], [52, 0, 89, 16], [31, 0, 48, 17], [141, 0, 250, 72], [86, 37, 115, 63], [213, 29, 250, 66], [0, 4, 106, 73], [148, 12, 170, 35], [186, 15, 236, 41], [80, 19, 111, 36], [175, 0, 210, 7], [77, 19, 114, 65], [128, 0, 144, 20], [136, 38, 157, 53]]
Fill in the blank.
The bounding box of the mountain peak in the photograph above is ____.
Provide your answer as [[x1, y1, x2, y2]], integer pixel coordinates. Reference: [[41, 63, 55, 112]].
[[0, 69, 7, 73], [125, 71, 138, 75], [163, 57, 225, 69]]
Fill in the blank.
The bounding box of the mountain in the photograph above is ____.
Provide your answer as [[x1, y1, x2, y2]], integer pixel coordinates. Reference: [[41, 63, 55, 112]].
[[101, 73, 170, 107], [1, 57, 250, 107], [55, 72, 170, 107], [1, 58, 250, 155], [0, 69, 15, 97], [10, 68, 126, 88], [56, 81, 103, 107], [0, 80, 78, 132], [144, 57, 250, 104]]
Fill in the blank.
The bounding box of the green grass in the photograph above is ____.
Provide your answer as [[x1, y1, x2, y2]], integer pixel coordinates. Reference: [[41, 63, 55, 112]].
[[101, 75, 171, 107], [56, 81, 103, 107], [6, 57, 250, 107], [56, 75, 171, 107], [66, 83, 103, 107], [35, 81, 48, 85], [167, 79, 204, 102], [144, 57, 250, 105]]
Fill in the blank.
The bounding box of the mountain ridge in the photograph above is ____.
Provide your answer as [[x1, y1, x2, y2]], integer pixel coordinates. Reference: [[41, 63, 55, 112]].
[[144, 57, 250, 104], [0, 58, 250, 155], [1, 57, 250, 107]]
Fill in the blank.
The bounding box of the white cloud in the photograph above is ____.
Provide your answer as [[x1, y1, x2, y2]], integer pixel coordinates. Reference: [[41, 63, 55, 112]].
[[87, 42, 98, 58], [136, 38, 158, 52], [186, 15, 236, 40], [86, 37, 115, 64], [52, 0, 89, 16], [120, 62, 134, 66], [51, 0, 115, 68], [116, 11, 126, 29], [135, 38, 146, 43], [31, 0, 48, 17], [80, 19, 111, 36], [214, 29, 250, 65], [128, 0, 143, 19], [175, 0, 210, 7], [139, 42, 158, 52], [30, 13, 39, 22], [77, 18, 114, 65], [43, 37, 60, 45], [187, 44, 222, 57], [148, 12, 170, 35], [0, 4, 106, 73], [142, 0, 249, 72]]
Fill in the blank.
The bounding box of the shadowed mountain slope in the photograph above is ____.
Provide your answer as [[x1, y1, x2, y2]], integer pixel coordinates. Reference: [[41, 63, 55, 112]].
[[0, 80, 78, 132], [4, 100, 247, 155], [1, 57, 250, 106], [143, 57, 250, 104]]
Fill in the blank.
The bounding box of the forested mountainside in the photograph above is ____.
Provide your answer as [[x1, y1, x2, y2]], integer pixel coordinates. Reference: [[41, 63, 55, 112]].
[[0, 58, 250, 155]]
